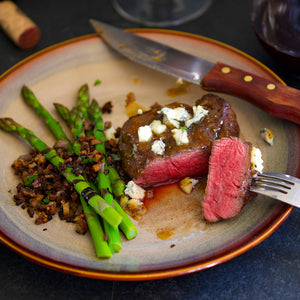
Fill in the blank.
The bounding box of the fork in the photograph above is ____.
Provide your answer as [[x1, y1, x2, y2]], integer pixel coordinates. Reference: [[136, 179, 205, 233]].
[[250, 172, 300, 208]]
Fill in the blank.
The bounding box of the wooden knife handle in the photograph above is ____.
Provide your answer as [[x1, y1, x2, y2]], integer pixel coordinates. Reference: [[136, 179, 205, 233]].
[[201, 62, 300, 125]]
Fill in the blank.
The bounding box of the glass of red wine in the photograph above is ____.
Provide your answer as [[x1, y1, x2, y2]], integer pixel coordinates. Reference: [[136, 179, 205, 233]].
[[252, 0, 300, 77], [112, 0, 213, 27]]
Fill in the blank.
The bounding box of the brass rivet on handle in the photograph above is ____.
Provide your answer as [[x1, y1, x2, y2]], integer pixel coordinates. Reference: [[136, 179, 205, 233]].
[[221, 66, 231, 74], [244, 75, 253, 82], [267, 83, 276, 90]]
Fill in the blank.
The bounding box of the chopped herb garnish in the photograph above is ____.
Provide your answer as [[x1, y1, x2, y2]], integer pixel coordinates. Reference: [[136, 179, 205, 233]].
[[180, 126, 187, 131], [81, 158, 97, 164], [24, 174, 38, 186], [94, 79, 102, 86], [43, 197, 50, 204], [38, 196, 50, 205], [110, 153, 121, 161], [8, 189, 12, 194], [130, 147, 134, 158]]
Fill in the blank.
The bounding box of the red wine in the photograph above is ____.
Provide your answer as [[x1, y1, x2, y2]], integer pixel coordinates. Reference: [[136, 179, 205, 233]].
[[252, 1, 300, 76]]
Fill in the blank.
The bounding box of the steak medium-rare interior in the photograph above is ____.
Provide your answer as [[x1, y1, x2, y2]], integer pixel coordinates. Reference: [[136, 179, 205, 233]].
[[202, 137, 255, 222]]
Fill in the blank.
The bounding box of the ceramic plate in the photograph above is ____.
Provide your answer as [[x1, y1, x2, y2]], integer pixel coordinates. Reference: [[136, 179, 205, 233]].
[[0, 30, 298, 280]]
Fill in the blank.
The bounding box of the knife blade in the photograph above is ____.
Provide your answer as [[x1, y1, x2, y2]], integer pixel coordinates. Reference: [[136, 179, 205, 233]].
[[90, 19, 300, 125]]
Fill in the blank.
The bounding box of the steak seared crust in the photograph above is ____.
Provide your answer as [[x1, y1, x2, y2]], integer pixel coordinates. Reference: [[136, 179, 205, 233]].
[[118, 94, 240, 186]]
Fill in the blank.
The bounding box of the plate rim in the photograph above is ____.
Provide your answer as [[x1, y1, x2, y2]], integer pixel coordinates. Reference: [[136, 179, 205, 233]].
[[0, 204, 292, 280], [0, 30, 296, 281]]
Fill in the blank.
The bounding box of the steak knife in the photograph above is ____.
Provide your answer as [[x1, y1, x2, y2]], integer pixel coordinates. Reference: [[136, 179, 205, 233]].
[[90, 19, 300, 125]]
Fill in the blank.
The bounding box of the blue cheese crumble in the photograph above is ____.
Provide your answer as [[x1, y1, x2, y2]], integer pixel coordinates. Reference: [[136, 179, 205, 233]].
[[171, 128, 189, 145], [138, 125, 153, 142], [151, 139, 166, 155], [150, 120, 167, 135], [158, 107, 191, 128], [137, 104, 209, 153], [104, 126, 116, 140], [124, 180, 146, 199], [185, 105, 209, 128], [251, 146, 264, 173]]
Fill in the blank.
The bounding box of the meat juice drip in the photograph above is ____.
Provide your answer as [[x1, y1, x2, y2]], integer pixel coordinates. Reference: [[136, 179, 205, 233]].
[[156, 227, 175, 240], [252, 0, 300, 76], [143, 183, 180, 209], [143, 178, 208, 209], [167, 82, 191, 97], [141, 180, 208, 241], [142, 184, 179, 240]]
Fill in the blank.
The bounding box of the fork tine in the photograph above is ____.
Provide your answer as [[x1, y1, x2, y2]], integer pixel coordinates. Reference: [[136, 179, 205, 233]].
[[254, 178, 293, 191], [250, 172, 300, 208], [250, 186, 289, 199], [251, 182, 289, 194], [253, 172, 294, 194], [257, 172, 295, 185]]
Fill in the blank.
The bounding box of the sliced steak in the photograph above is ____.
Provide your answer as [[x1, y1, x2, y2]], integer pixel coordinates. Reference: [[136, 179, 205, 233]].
[[118, 94, 240, 186], [202, 137, 254, 222]]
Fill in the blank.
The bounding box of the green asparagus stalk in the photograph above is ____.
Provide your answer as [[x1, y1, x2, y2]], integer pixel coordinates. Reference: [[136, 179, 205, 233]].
[[66, 86, 122, 253], [76, 84, 90, 119], [21, 85, 72, 151], [0, 118, 122, 230], [54, 104, 79, 142], [53, 103, 73, 129], [86, 180, 122, 252], [107, 166, 125, 197], [89, 100, 126, 197], [89, 99, 107, 155], [71, 108, 86, 155], [97, 173, 122, 252], [80, 195, 112, 258], [89, 99, 138, 240]]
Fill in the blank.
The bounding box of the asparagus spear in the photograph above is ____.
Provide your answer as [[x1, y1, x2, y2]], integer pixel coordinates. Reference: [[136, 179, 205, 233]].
[[21, 85, 72, 152], [53, 102, 73, 129], [96, 173, 122, 252], [89, 99, 106, 153], [107, 166, 125, 197], [89, 100, 126, 196], [89, 99, 138, 240], [54, 85, 120, 252], [80, 195, 112, 258], [0, 118, 122, 230], [55, 104, 85, 155], [54, 103, 84, 153], [71, 108, 86, 155], [76, 84, 90, 119], [73, 90, 122, 253]]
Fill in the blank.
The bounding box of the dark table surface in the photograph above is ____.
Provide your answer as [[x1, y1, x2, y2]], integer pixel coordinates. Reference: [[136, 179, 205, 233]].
[[0, 0, 299, 299]]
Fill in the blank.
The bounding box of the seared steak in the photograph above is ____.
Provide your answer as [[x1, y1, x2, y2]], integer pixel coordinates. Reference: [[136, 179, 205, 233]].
[[118, 94, 240, 186], [202, 137, 254, 222]]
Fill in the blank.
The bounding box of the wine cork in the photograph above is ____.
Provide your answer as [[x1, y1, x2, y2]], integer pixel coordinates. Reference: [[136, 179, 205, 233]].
[[0, 1, 41, 49]]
